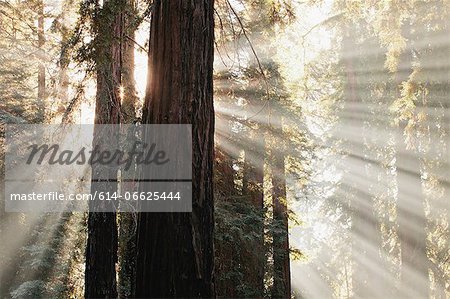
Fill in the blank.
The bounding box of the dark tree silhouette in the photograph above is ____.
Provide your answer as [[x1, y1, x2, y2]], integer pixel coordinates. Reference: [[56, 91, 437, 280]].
[[85, 0, 123, 297], [135, 0, 215, 297]]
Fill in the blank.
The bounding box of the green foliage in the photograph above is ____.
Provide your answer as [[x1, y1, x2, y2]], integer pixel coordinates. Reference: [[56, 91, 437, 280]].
[[215, 198, 266, 297], [0, 1, 39, 121], [9, 213, 86, 299], [69, 0, 147, 72], [215, 195, 302, 297]]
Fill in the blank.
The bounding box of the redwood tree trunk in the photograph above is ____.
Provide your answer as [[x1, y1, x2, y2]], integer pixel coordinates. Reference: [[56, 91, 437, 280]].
[[271, 113, 291, 298], [85, 0, 122, 297], [135, 0, 215, 297]]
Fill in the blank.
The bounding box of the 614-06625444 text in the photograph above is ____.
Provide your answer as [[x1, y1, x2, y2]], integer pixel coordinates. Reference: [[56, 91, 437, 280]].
[[8, 191, 182, 201]]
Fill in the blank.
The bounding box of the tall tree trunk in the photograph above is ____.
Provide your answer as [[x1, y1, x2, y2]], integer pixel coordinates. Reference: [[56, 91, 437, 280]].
[[58, 51, 69, 110], [58, 3, 70, 122], [215, 147, 235, 196], [37, 0, 45, 122], [395, 20, 429, 298], [135, 0, 215, 297], [0, 124, 12, 299], [270, 112, 291, 299], [85, 0, 122, 297], [242, 127, 265, 297], [214, 115, 238, 298], [121, 0, 138, 124], [117, 1, 138, 297]]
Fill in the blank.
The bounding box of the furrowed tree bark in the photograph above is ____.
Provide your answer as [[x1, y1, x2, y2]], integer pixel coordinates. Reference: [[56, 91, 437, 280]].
[[270, 111, 291, 299], [85, 0, 122, 297], [135, 0, 215, 297]]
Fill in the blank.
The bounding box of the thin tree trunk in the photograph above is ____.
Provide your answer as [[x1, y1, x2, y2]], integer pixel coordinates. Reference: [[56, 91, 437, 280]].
[[117, 1, 138, 297], [121, 0, 138, 124], [58, 4, 70, 122], [85, 0, 122, 297], [214, 118, 238, 298], [135, 0, 215, 297], [37, 0, 45, 122], [242, 127, 265, 297]]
